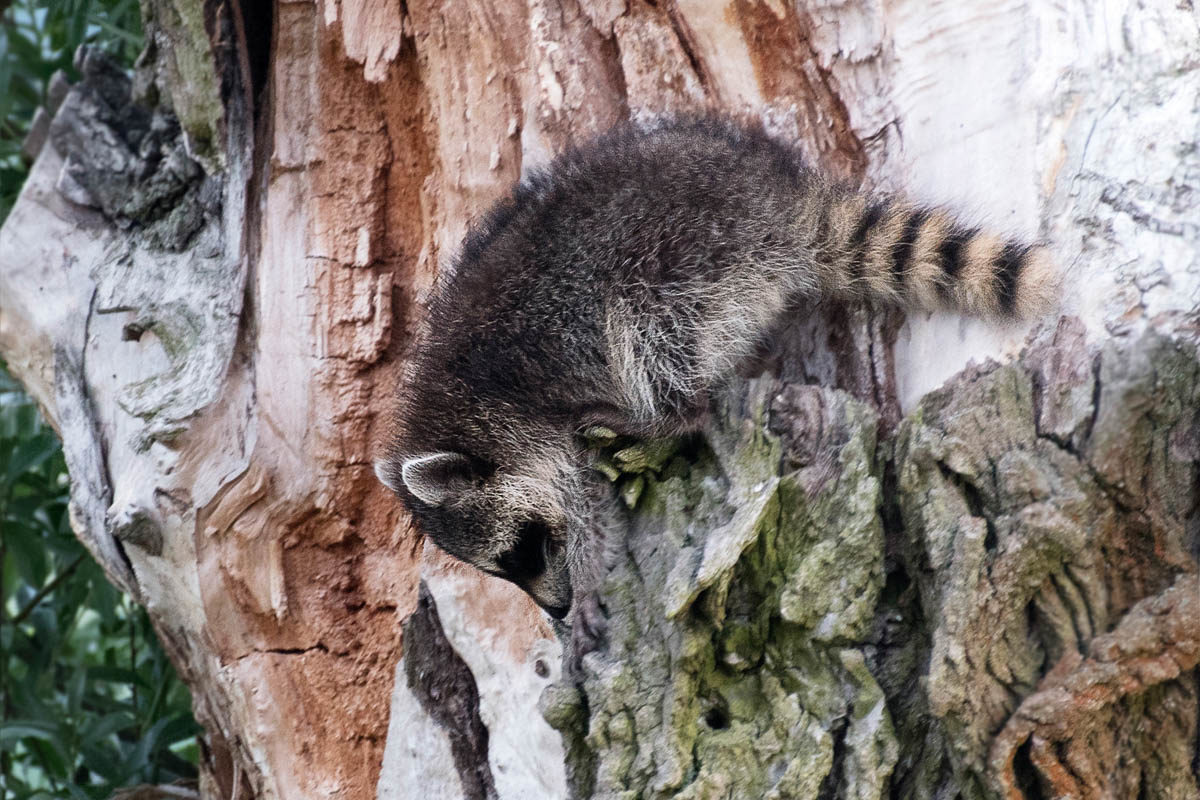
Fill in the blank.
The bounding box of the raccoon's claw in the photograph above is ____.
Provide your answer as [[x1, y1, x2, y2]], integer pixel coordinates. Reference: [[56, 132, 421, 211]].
[[580, 592, 609, 642], [567, 592, 608, 676]]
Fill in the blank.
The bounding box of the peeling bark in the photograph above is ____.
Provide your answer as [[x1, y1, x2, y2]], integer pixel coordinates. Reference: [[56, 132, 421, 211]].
[[1, 0, 1197, 798]]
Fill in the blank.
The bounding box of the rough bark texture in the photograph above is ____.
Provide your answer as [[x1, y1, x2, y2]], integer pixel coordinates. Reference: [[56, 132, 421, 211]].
[[543, 326, 1200, 799], [0, 0, 1197, 799]]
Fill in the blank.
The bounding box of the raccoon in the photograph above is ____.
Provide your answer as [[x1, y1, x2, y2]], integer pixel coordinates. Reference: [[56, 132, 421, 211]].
[[375, 117, 1056, 622]]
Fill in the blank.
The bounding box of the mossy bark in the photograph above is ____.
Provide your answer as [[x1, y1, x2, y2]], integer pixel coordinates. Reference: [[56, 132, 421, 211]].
[[549, 323, 1200, 799]]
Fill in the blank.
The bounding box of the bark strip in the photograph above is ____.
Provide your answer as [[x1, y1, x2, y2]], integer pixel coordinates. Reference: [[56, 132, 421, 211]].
[[403, 581, 500, 800]]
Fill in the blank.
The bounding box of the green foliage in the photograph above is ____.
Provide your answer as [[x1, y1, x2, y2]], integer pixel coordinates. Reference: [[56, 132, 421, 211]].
[[1, 366, 198, 800], [1, 0, 143, 220]]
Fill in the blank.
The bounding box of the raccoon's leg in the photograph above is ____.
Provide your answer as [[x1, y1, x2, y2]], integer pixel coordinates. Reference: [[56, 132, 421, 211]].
[[562, 466, 626, 671], [566, 591, 609, 675]]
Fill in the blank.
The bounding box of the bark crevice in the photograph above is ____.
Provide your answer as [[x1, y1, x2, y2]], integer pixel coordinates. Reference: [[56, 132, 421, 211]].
[[403, 581, 500, 800]]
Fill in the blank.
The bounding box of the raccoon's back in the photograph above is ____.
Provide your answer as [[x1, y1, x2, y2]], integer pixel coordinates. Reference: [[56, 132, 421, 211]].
[[449, 119, 812, 295], [418, 121, 813, 398], [443, 118, 1053, 324], [412, 117, 1056, 429]]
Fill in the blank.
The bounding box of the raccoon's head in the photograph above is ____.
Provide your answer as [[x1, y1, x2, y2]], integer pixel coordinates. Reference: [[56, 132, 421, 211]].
[[376, 449, 576, 619]]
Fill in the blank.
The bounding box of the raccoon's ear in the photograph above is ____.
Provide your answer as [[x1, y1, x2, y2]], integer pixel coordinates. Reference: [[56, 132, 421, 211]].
[[397, 452, 477, 506]]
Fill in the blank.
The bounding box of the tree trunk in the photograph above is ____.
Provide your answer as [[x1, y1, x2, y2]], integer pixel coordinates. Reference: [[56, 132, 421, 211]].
[[1, 1, 1197, 798]]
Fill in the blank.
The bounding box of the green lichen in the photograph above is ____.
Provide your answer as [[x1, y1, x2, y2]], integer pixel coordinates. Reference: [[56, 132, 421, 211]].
[[613, 439, 680, 474], [555, 380, 897, 799], [554, 332, 1200, 798]]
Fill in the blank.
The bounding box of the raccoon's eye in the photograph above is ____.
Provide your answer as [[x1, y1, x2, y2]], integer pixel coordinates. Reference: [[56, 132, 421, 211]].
[[542, 533, 563, 561], [497, 519, 552, 582]]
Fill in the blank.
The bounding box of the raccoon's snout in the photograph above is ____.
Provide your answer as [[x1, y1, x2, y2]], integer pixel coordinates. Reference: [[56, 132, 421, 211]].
[[496, 519, 573, 619]]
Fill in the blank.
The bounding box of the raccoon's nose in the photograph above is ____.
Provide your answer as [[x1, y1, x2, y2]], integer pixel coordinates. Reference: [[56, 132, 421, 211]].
[[540, 601, 570, 620]]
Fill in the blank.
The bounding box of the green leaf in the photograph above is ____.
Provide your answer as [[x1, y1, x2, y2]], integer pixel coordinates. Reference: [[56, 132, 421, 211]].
[[80, 710, 136, 743], [26, 734, 73, 781], [71, 0, 94, 48], [0, 719, 60, 745], [5, 671, 54, 720], [3, 430, 60, 485], [116, 713, 172, 784], [4, 519, 49, 586], [85, 665, 148, 687], [67, 664, 88, 714], [81, 738, 126, 783], [2, 33, 44, 78], [156, 710, 200, 748], [88, 15, 141, 48], [88, 575, 121, 626], [0, 35, 14, 122]]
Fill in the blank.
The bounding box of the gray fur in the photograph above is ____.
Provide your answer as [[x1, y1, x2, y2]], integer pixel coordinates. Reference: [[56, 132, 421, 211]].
[[377, 117, 1054, 622]]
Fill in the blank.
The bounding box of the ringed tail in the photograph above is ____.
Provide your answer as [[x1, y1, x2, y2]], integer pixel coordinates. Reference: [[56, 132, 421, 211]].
[[813, 192, 1058, 319]]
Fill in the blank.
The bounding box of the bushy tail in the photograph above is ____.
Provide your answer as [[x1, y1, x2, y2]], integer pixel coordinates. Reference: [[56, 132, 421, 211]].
[[811, 192, 1058, 319]]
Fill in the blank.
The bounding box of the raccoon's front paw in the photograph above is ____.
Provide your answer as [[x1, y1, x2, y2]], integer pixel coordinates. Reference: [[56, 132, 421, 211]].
[[567, 592, 608, 675]]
